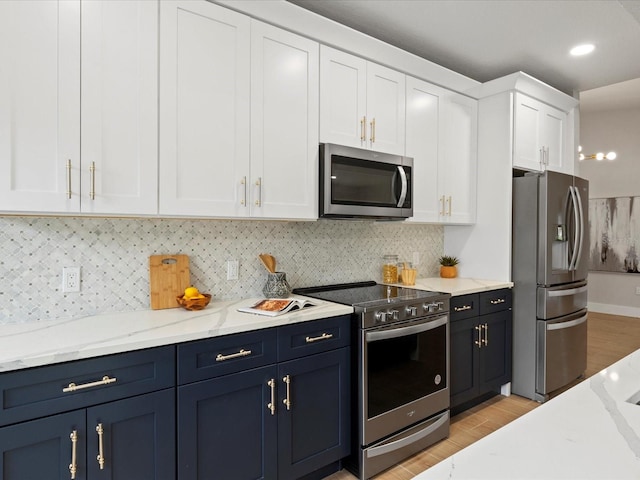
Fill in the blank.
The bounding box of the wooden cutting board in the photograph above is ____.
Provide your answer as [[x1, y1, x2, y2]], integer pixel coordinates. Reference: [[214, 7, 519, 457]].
[[149, 254, 191, 310]]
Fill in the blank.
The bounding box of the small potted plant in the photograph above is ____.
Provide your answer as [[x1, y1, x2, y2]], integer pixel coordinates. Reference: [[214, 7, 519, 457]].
[[439, 255, 459, 278]]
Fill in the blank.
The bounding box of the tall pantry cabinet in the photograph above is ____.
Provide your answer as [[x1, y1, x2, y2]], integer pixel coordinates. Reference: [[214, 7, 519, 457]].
[[0, 0, 158, 215], [159, 0, 319, 220]]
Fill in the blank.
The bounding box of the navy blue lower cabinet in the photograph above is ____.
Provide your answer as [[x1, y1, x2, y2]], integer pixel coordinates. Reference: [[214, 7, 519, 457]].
[[277, 348, 350, 480], [177, 365, 279, 480], [87, 389, 176, 480], [0, 410, 86, 480]]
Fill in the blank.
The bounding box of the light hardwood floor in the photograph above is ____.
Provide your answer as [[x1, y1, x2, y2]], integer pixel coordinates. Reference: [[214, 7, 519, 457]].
[[325, 311, 640, 480]]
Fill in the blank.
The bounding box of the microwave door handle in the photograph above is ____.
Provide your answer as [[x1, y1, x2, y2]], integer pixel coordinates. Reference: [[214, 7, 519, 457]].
[[574, 185, 585, 270], [396, 166, 408, 207]]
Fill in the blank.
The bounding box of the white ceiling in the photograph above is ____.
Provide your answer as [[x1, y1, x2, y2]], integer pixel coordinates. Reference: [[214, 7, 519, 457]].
[[288, 0, 640, 109]]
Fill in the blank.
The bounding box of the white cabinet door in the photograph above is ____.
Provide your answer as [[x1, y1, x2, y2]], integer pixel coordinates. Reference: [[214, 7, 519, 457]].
[[320, 46, 405, 156], [250, 21, 319, 220], [513, 93, 568, 174], [319, 46, 367, 149], [439, 92, 478, 224], [81, 0, 158, 215], [405, 76, 442, 223], [0, 0, 80, 213], [159, 0, 251, 217], [366, 63, 406, 155]]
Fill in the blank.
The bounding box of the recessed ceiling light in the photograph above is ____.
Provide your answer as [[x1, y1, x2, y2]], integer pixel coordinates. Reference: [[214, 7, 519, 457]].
[[570, 44, 595, 56]]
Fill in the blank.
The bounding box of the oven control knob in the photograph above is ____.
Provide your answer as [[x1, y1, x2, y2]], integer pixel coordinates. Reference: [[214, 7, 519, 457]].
[[406, 306, 418, 316], [436, 301, 444, 311], [389, 310, 399, 320], [375, 311, 388, 322], [424, 302, 438, 313]]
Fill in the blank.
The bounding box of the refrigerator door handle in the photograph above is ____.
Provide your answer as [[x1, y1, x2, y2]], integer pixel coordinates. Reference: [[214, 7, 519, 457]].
[[574, 185, 585, 270], [546, 313, 588, 331], [547, 285, 588, 297], [568, 186, 580, 270]]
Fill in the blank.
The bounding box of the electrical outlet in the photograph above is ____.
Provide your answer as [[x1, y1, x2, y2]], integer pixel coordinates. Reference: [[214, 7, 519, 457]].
[[636, 286, 640, 296], [227, 260, 239, 280], [63, 266, 81, 293], [413, 251, 420, 266]]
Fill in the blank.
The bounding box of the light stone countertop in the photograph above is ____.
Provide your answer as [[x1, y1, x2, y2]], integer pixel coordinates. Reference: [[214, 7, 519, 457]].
[[412, 347, 640, 479], [391, 277, 513, 296], [0, 296, 353, 373]]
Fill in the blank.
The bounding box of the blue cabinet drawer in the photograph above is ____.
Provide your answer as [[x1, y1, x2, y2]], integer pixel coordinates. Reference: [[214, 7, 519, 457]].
[[177, 328, 278, 385], [277, 315, 351, 362], [0, 346, 175, 427], [450, 294, 480, 322], [479, 289, 512, 315]]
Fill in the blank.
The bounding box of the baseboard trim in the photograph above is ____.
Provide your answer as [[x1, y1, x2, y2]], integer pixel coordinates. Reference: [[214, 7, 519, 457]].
[[588, 302, 640, 318]]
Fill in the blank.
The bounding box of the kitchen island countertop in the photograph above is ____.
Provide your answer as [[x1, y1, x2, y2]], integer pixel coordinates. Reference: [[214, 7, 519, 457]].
[[412, 346, 640, 479], [0, 296, 353, 373]]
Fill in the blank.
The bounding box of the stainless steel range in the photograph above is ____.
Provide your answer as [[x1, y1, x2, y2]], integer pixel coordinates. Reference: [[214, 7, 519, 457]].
[[293, 281, 451, 479]]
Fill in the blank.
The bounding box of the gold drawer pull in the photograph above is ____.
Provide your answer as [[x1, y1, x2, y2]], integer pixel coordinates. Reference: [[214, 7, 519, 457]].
[[63, 375, 117, 393], [69, 430, 78, 479], [216, 348, 252, 362], [454, 305, 472, 312], [96, 423, 105, 470], [283, 374, 291, 411], [305, 333, 333, 343], [490, 298, 506, 305]]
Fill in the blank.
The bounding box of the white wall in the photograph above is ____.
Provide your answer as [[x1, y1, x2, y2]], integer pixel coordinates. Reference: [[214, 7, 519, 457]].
[[579, 107, 640, 317]]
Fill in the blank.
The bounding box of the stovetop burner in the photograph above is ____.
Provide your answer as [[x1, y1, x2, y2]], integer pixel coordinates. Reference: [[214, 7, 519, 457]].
[[293, 281, 450, 328]]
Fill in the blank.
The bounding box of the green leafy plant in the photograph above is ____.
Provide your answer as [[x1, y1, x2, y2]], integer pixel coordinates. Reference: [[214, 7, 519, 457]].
[[438, 255, 460, 267]]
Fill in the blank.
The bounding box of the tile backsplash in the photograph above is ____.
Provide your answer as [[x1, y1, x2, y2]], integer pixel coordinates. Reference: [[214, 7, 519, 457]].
[[0, 216, 443, 324]]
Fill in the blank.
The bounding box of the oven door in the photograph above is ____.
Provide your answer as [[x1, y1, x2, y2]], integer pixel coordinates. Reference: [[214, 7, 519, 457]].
[[361, 314, 449, 446]]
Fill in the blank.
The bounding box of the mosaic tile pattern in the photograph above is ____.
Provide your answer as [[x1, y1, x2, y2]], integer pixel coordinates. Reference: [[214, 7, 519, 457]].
[[0, 217, 443, 323]]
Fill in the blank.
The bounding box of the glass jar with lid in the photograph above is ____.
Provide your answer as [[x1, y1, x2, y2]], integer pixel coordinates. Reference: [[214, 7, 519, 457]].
[[382, 255, 399, 284]]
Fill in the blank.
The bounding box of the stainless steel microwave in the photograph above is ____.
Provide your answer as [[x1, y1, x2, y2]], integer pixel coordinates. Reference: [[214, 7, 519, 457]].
[[319, 143, 413, 220]]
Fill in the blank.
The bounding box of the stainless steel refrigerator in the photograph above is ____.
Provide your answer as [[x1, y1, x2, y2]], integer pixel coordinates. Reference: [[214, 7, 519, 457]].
[[512, 170, 589, 402]]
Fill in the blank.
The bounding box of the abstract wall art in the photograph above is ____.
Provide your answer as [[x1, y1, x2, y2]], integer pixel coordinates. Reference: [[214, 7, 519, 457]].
[[589, 196, 639, 274]]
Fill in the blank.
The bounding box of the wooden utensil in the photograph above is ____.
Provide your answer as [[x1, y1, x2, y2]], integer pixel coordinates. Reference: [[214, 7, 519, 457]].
[[259, 253, 276, 273], [149, 254, 191, 309]]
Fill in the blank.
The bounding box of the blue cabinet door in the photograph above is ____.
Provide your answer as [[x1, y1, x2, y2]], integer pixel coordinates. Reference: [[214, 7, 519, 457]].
[[177, 365, 278, 480], [277, 348, 350, 480], [86, 389, 175, 480], [0, 410, 86, 480]]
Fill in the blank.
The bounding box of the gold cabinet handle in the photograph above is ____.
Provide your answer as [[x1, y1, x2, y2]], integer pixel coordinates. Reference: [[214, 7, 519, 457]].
[[454, 305, 472, 312], [490, 298, 505, 305], [282, 375, 291, 411], [267, 379, 276, 415], [240, 176, 247, 206], [305, 332, 333, 343], [96, 423, 105, 470], [370, 118, 376, 143], [255, 177, 262, 207], [63, 375, 117, 393], [69, 430, 78, 479], [474, 325, 482, 348], [448, 196, 452, 216], [216, 348, 252, 362], [89, 161, 96, 200], [483, 323, 489, 346], [360, 116, 366, 141], [66, 159, 72, 199]]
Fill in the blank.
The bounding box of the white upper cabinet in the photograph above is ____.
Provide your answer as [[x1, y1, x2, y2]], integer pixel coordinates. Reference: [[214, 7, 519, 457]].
[[81, 0, 158, 215], [320, 46, 405, 155], [159, 0, 251, 218], [0, 0, 80, 213], [513, 92, 569, 174], [0, 0, 158, 215], [160, 2, 318, 220], [250, 21, 319, 219], [406, 76, 477, 224]]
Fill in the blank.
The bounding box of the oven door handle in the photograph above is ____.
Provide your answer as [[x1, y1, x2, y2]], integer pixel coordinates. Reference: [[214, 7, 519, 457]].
[[366, 315, 447, 343]]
